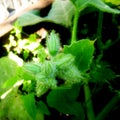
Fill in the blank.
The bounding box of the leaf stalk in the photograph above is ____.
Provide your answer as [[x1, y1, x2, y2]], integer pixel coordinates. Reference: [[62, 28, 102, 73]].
[[97, 11, 104, 51], [71, 8, 79, 44], [84, 83, 95, 120]]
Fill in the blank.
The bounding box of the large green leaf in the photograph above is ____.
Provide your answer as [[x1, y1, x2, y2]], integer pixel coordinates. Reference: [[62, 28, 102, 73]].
[[17, 0, 120, 27], [17, 0, 74, 27], [47, 84, 84, 119], [64, 39, 95, 72]]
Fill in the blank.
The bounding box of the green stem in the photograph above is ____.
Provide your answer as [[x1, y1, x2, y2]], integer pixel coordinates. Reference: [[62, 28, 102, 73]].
[[97, 11, 104, 51], [71, 8, 79, 44], [96, 95, 120, 120], [84, 83, 95, 120]]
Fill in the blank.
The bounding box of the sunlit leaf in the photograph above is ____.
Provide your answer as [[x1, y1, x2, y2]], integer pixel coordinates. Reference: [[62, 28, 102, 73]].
[[0, 57, 19, 86], [103, 0, 120, 5], [0, 84, 32, 120]]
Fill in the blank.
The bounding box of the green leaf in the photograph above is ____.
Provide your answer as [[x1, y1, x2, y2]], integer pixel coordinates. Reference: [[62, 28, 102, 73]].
[[16, 0, 120, 27], [2, 75, 20, 89], [0, 86, 43, 120], [0, 83, 33, 120], [47, 0, 75, 27], [0, 57, 19, 86], [37, 101, 50, 115], [70, 0, 90, 11], [29, 33, 37, 42], [64, 39, 95, 72], [17, 66, 35, 80], [17, 11, 46, 26], [47, 84, 84, 118], [21, 93, 37, 120], [90, 62, 116, 84], [89, 0, 120, 14], [103, 0, 120, 5], [17, 0, 75, 27], [70, 0, 120, 13]]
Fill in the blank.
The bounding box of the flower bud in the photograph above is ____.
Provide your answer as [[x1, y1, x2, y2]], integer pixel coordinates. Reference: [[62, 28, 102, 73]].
[[46, 30, 60, 56]]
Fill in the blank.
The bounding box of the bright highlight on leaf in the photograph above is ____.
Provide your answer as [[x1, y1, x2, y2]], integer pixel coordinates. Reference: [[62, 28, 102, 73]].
[[0, 80, 23, 99], [103, 0, 120, 5]]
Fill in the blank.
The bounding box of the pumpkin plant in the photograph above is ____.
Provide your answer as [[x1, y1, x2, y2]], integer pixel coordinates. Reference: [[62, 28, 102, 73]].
[[0, 0, 120, 120]]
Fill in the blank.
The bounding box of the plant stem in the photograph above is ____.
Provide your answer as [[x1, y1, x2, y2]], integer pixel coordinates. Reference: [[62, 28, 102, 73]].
[[96, 95, 120, 120], [71, 8, 79, 44], [97, 11, 104, 51], [84, 83, 95, 120]]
